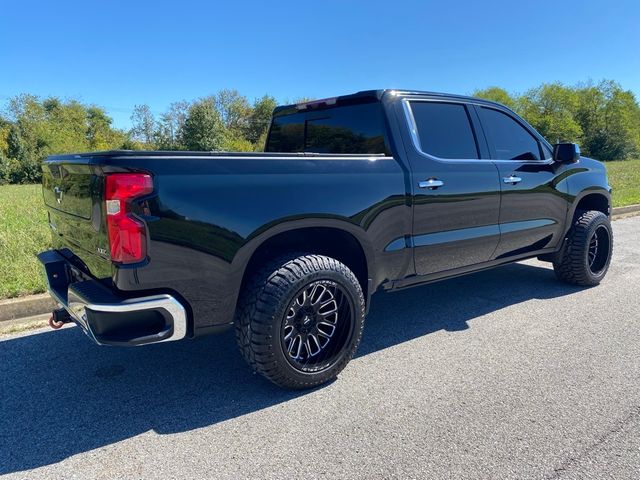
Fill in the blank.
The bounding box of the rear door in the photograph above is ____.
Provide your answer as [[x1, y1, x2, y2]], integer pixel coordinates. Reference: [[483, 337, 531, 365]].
[[474, 105, 568, 258], [399, 98, 501, 276]]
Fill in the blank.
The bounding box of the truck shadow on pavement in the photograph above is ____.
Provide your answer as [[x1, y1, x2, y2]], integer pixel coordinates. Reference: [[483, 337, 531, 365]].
[[0, 261, 585, 474]]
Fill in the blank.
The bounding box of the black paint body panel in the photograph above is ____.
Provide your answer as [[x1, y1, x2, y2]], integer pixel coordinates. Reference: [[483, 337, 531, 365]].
[[40, 90, 611, 337]]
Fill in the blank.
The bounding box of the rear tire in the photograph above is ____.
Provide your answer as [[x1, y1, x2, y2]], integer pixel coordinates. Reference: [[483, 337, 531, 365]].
[[235, 254, 365, 389], [553, 210, 613, 286]]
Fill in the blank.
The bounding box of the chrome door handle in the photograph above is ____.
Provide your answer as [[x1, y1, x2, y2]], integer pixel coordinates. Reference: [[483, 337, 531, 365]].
[[503, 175, 522, 185], [418, 178, 444, 189]]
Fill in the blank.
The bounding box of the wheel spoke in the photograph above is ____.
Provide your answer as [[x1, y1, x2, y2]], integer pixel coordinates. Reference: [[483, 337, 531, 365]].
[[316, 331, 331, 348], [287, 334, 303, 359], [586, 225, 610, 274], [317, 322, 336, 337], [281, 280, 353, 372], [295, 335, 303, 359], [283, 325, 295, 341], [318, 299, 338, 317], [300, 336, 312, 359], [317, 323, 336, 348], [588, 233, 599, 267], [309, 284, 325, 305], [286, 336, 295, 356], [295, 289, 307, 307], [307, 334, 321, 356]]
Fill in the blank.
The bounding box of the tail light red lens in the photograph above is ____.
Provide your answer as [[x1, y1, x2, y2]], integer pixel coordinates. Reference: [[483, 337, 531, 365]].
[[105, 173, 153, 264]]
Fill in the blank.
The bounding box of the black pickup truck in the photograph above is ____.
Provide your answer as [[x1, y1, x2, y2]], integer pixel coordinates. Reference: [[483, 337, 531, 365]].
[[38, 89, 613, 389]]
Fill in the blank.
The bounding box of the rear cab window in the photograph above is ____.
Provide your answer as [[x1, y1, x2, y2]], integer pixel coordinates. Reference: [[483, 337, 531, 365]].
[[266, 101, 390, 155]]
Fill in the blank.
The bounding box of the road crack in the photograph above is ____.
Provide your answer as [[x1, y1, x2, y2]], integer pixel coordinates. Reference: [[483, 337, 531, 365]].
[[545, 405, 640, 479]]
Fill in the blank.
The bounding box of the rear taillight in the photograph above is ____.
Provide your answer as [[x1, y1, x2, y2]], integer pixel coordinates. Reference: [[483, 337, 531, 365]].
[[105, 173, 153, 264]]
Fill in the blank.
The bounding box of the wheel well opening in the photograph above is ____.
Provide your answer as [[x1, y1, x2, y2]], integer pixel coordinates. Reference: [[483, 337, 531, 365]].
[[575, 194, 610, 218], [240, 227, 369, 299]]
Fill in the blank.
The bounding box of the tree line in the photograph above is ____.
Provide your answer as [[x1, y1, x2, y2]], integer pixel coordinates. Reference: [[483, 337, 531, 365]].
[[0, 90, 280, 184], [1, 81, 638, 184], [473, 80, 640, 161]]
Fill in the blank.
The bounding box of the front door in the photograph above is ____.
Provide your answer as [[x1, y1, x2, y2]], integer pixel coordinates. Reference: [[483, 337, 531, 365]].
[[474, 105, 569, 259], [399, 99, 502, 276]]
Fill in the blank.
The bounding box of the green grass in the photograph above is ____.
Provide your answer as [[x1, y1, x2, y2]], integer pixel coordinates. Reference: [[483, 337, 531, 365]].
[[0, 184, 50, 298], [0, 161, 638, 299], [607, 159, 640, 207]]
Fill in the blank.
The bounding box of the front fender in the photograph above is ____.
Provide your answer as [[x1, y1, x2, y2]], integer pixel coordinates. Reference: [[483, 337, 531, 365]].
[[565, 157, 612, 228]]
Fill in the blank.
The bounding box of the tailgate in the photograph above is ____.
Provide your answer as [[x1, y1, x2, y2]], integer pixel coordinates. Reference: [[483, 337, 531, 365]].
[[42, 159, 112, 278], [43, 162, 93, 218]]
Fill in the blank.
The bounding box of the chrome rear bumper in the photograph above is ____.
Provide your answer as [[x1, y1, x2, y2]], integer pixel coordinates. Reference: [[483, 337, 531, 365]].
[[38, 250, 188, 346]]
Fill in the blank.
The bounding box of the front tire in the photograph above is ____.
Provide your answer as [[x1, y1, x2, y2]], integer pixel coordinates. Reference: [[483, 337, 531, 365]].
[[235, 254, 365, 389], [553, 210, 613, 286]]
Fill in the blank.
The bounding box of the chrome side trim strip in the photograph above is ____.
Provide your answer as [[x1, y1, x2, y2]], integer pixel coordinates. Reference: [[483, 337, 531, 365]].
[[384, 237, 408, 252], [413, 224, 501, 247], [384, 219, 557, 253], [401, 98, 555, 165], [499, 218, 556, 234]]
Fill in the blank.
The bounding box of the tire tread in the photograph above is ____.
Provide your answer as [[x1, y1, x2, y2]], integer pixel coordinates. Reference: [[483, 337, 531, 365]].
[[553, 210, 613, 286], [234, 253, 365, 389]]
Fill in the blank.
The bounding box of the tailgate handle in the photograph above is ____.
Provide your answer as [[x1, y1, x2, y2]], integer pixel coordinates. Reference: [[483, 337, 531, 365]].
[[54, 186, 64, 204]]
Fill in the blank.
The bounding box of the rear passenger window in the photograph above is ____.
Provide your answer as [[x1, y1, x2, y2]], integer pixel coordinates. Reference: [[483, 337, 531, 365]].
[[409, 102, 479, 159], [478, 107, 541, 160]]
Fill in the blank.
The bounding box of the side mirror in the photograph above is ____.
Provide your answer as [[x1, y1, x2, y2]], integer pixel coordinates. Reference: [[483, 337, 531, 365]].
[[553, 143, 580, 164]]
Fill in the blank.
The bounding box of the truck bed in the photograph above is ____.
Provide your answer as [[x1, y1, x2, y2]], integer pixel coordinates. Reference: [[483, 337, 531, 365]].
[[41, 149, 408, 336]]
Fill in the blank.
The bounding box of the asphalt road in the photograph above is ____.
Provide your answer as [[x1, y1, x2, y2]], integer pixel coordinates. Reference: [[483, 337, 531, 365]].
[[1, 216, 639, 479]]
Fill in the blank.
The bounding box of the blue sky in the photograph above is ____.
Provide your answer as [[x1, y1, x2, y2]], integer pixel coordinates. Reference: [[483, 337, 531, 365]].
[[1, 0, 638, 129]]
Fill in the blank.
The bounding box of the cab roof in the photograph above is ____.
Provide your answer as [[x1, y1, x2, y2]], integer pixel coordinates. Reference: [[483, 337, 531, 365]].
[[273, 89, 508, 116]]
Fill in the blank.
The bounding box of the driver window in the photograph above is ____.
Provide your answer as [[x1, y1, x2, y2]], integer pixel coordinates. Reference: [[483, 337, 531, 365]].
[[478, 107, 541, 161]]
